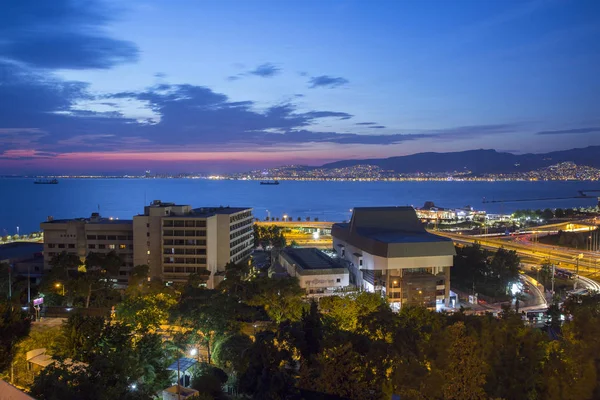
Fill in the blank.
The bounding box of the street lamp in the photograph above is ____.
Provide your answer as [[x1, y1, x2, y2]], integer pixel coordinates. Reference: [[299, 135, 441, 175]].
[[55, 282, 65, 296], [283, 214, 288, 222]]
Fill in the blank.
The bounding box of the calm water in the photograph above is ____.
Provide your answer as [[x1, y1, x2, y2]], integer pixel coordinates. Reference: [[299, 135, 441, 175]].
[[0, 179, 598, 235]]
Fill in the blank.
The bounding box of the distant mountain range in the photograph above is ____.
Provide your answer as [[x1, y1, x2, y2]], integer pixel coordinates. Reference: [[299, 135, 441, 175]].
[[319, 146, 600, 175]]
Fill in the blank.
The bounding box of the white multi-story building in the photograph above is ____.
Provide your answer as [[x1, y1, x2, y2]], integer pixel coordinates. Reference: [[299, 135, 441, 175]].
[[133, 200, 253, 288], [332, 207, 455, 310]]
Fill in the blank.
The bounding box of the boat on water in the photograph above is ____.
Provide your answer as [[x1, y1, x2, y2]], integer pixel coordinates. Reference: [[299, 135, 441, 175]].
[[260, 180, 279, 185], [34, 178, 58, 184]]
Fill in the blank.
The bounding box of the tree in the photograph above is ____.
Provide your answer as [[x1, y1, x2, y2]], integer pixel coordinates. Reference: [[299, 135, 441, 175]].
[[175, 289, 240, 364], [31, 322, 168, 400], [68, 251, 124, 308], [542, 208, 554, 221], [191, 363, 229, 399], [117, 292, 177, 332], [238, 331, 296, 399], [212, 333, 253, 375], [555, 208, 565, 218], [442, 321, 487, 400], [320, 291, 386, 332], [0, 301, 31, 372], [308, 342, 378, 399], [56, 314, 106, 361], [248, 277, 305, 324], [0, 262, 13, 300]]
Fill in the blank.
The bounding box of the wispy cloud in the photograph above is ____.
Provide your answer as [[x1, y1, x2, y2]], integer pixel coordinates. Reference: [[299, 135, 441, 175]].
[[369, 125, 386, 129], [537, 127, 600, 135], [309, 75, 349, 89], [355, 122, 378, 126], [249, 63, 280, 77]]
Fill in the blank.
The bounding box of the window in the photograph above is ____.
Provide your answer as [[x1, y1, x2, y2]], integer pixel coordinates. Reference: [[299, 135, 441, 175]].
[[89, 244, 96, 249], [108, 244, 116, 250], [107, 235, 116, 240], [147, 250, 151, 255], [146, 223, 150, 228], [48, 244, 56, 248], [99, 244, 106, 249], [129, 244, 133, 250], [118, 235, 126, 240], [147, 232, 150, 237], [97, 235, 106, 240], [58, 244, 65, 249], [87, 235, 96, 240], [359, 259, 363, 267], [119, 244, 126, 249], [68, 244, 75, 249], [336, 278, 341, 283]]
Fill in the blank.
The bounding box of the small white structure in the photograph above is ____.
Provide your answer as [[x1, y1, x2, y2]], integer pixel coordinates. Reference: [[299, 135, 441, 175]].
[[279, 247, 350, 297]]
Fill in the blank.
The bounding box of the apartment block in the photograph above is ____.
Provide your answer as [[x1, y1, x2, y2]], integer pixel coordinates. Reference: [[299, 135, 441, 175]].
[[133, 200, 253, 288], [332, 207, 455, 311], [40, 213, 134, 283]]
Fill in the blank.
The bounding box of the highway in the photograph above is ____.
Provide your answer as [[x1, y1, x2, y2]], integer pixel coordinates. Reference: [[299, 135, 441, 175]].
[[436, 231, 600, 292]]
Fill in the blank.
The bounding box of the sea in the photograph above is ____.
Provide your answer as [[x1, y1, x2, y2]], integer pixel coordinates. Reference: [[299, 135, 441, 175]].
[[0, 178, 598, 235]]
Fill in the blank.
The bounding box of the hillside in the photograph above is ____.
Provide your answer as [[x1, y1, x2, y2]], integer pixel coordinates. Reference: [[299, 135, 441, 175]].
[[320, 146, 600, 174]]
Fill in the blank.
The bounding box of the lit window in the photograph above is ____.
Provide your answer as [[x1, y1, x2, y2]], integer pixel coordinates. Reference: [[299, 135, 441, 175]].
[[147, 250, 151, 255], [119, 244, 126, 249], [108, 244, 116, 250]]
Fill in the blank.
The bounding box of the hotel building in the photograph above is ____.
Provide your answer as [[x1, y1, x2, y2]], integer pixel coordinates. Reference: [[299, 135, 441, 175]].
[[40, 213, 134, 283], [332, 207, 455, 310], [133, 200, 253, 288]]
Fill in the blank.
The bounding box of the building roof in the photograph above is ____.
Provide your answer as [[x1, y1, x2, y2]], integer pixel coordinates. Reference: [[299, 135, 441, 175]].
[[281, 248, 348, 275], [332, 207, 455, 258], [166, 357, 197, 372], [41, 216, 132, 225], [0, 242, 43, 262], [191, 206, 251, 216], [0, 380, 36, 400]]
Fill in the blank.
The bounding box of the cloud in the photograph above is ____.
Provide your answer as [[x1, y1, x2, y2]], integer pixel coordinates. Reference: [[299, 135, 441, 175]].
[[228, 63, 281, 81], [536, 127, 600, 135], [309, 75, 349, 89], [431, 124, 521, 139], [249, 63, 280, 78], [356, 122, 378, 126], [369, 125, 386, 129], [0, 0, 139, 69]]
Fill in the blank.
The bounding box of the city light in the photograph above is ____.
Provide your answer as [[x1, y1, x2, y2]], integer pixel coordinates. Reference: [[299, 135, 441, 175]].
[[189, 348, 197, 357]]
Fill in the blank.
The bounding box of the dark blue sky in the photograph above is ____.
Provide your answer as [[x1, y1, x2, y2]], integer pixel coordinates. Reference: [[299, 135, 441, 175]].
[[0, 0, 599, 174]]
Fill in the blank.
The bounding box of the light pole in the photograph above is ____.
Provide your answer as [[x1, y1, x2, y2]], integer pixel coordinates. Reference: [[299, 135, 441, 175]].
[[55, 282, 64, 296], [283, 214, 288, 222]]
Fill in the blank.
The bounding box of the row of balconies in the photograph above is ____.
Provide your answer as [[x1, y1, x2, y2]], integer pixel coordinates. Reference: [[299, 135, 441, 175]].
[[163, 248, 207, 255], [163, 257, 207, 264], [163, 230, 206, 237], [163, 239, 207, 246], [162, 220, 207, 228]]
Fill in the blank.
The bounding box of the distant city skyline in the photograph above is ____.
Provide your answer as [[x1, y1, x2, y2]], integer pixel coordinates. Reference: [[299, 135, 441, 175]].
[[1, 0, 599, 174]]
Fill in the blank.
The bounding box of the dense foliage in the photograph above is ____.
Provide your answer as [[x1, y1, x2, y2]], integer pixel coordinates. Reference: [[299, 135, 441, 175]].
[[4, 252, 600, 400], [452, 244, 521, 300]]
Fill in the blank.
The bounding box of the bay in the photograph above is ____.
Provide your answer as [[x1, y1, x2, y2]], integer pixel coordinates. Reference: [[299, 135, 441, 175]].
[[0, 178, 598, 235]]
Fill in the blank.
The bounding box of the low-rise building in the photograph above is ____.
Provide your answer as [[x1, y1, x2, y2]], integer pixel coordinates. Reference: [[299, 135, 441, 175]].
[[133, 200, 253, 288], [332, 207, 455, 310], [40, 213, 134, 283], [278, 247, 350, 297]]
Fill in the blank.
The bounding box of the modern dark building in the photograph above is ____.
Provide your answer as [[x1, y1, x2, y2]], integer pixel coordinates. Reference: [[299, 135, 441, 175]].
[[332, 206, 455, 310]]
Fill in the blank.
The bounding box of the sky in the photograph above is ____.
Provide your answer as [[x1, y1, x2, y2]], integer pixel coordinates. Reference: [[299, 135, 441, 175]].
[[0, 0, 599, 174]]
